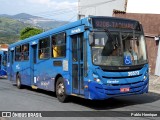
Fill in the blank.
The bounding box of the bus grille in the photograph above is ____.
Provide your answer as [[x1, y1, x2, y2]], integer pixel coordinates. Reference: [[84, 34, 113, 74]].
[[96, 80, 148, 96], [102, 74, 141, 79]]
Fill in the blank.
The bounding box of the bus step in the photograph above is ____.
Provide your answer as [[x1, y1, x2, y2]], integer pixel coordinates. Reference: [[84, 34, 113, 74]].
[[71, 94, 84, 98], [31, 85, 38, 89]]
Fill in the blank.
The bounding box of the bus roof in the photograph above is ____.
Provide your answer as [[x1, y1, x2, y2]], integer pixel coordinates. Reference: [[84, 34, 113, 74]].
[[9, 17, 88, 48]]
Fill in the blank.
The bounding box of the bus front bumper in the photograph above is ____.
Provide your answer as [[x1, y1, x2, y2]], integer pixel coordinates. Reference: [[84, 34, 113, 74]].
[[86, 79, 149, 100]]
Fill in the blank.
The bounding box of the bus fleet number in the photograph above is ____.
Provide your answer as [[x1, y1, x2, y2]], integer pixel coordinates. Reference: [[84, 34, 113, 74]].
[[128, 71, 139, 76]]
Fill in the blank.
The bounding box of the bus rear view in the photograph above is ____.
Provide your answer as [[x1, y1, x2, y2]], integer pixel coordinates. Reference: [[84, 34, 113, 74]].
[[87, 17, 148, 100]]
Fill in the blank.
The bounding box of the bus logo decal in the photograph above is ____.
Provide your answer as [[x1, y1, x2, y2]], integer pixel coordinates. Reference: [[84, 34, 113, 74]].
[[71, 28, 81, 34], [16, 64, 20, 70], [31, 41, 37, 45], [107, 80, 119, 84], [41, 81, 50, 86]]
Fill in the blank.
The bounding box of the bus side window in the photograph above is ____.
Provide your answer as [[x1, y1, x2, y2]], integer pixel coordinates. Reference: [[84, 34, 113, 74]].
[[52, 32, 66, 58], [15, 46, 21, 61], [39, 50, 45, 59], [39, 37, 50, 59], [52, 36, 59, 58], [2, 51, 7, 66], [11, 50, 14, 64], [22, 44, 29, 60], [0, 55, 1, 68]]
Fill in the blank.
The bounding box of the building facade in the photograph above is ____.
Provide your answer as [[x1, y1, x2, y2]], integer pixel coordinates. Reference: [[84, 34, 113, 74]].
[[78, 0, 127, 19]]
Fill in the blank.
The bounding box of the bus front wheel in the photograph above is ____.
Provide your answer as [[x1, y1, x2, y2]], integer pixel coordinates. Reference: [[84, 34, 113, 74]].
[[56, 77, 68, 102], [16, 74, 22, 89]]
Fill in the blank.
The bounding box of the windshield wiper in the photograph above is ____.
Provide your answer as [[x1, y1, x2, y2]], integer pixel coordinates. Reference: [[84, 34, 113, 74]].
[[103, 28, 118, 48]]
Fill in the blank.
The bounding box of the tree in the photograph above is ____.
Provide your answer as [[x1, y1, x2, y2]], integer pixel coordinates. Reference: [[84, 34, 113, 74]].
[[20, 27, 43, 40]]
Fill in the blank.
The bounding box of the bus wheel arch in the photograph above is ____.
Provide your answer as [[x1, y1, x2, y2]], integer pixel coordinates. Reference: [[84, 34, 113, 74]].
[[54, 74, 62, 91], [16, 72, 22, 89], [55, 75, 69, 102]]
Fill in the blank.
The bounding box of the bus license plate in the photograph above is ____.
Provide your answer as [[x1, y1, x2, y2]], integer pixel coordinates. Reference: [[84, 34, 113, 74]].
[[120, 88, 130, 92]]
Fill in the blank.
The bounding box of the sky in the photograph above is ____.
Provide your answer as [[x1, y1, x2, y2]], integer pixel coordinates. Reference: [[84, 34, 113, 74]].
[[127, 0, 160, 14], [0, 0, 78, 21], [1, 0, 160, 22]]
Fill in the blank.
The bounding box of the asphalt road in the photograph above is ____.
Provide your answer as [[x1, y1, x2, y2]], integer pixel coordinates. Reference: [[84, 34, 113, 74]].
[[0, 78, 160, 120]]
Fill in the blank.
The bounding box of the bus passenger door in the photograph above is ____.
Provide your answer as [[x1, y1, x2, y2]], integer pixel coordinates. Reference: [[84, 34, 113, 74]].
[[71, 33, 84, 95], [9, 50, 14, 81], [30, 45, 37, 86]]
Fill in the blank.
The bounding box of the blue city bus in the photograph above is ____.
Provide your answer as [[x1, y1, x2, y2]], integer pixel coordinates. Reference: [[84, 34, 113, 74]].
[[0, 49, 7, 78], [8, 16, 149, 102]]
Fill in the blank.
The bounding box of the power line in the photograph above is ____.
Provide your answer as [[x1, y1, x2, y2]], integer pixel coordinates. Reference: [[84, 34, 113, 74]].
[[79, 0, 117, 8], [33, 7, 77, 16], [67, 13, 78, 22], [37, 9, 77, 17], [37, 11, 77, 21], [32, 7, 77, 21], [29, 0, 118, 23]]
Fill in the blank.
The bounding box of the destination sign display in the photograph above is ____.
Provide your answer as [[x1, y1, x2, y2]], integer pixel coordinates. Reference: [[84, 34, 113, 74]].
[[92, 17, 141, 31]]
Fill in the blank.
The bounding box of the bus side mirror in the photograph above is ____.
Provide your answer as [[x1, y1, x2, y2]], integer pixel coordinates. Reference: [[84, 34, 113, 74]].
[[89, 33, 95, 46]]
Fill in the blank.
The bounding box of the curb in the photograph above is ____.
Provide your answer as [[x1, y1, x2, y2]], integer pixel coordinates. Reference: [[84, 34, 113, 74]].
[[149, 90, 160, 94]]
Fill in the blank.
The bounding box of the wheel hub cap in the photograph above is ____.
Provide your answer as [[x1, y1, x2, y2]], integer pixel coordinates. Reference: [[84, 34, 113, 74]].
[[58, 83, 64, 96]]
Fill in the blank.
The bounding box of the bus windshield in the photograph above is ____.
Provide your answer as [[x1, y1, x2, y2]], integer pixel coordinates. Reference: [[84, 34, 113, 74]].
[[91, 31, 147, 66]]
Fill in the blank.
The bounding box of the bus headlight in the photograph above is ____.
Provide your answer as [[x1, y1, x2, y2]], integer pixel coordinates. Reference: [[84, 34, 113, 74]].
[[143, 71, 148, 81], [94, 78, 101, 83], [93, 74, 101, 83], [143, 75, 147, 81]]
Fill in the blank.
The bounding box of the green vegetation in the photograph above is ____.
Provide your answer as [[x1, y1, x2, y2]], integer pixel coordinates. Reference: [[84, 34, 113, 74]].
[[0, 17, 32, 44], [20, 27, 43, 40], [0, 13, 69, 44]]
